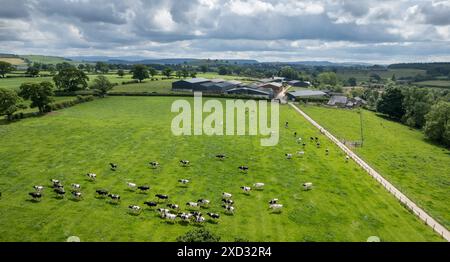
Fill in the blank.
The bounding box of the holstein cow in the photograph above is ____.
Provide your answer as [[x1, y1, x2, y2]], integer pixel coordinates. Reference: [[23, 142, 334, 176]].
[[325, 149, 329, 156], [178, 213, 192, 222], [71, 184, 81, 192], [162, 212, 177, 223], [179, 160, 190, 167], [222, 205, 235, 214], [149, 161, 160, 169], [178, 179, 189, 185], [285, 153, 292, 160], [110, 163, 118, 171], [96, 189, 108, 197], [222, 199, 234, 205], [240, 186, 251, 194], [197, 199, 210, 207], [108, 194, 120, 203], [222, 192, 232, 199], [86, 173, 96, 181], [51, 179, 62, 188], [253, 183, 265, 190], [238, 166, 249, 172], [155, 194, 169, 202], [216, 154, 226, 160], [167, 203, 179, 210], [186, 202, 199, 209], [54, 188, 65, 198], [269, 204, 283, 212], [269, 198, 279, 204], [137, 185, 150, 192], [194, 215, 205, 223], [33, 185, 44, 192], [144, 201, 157, 208], [71, 191, 82, 200], [29, 192, 42, 201], [303, 182, 313, 191], [128, 205, 141, 215], [207, 212, 220, 220]]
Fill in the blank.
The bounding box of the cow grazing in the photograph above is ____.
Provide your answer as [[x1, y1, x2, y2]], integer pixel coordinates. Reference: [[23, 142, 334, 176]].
[[325, 149, 329, 155], [110, 163, 118, 171], [144, 201, 157, 207], [269, 204, 283, 212], [157, 208, 170, 214], [178, 179, 189, 185], [294, 132, 297, 137], [194, 215, 205, 223], [51, 179, 62, 188], [128, 205, 141, 214], [197, 199, 210, 207], [162, 212, 177, 222], [86, 173, 96, 181], [222, 205, 235, 214], [207, 212, 220, 219], [29, 192, 42, 201], [71, 184, 81, 191], [179, 160, 190, 167], [33, 185, 44, 192], [149, 161, 160, 168], [126, 182, 136, 190], [137, 185, 150, 192], [155, 194, 169, 201], [253, 183, 265, 190], [222, 192, 232, 199], [178, 213, 192, 222], [303, 182, 313, 190], [238, 166, 249, 172], [310, 137, 314, 141], [269, 198, 279, 204], [71, 191, 82, 200], [240, 186, 251, 194], [216, 154, 226, 160], [345, 155, 350, 162], [316, 142, 321, 148], [315, 137, 319, 141], [297, 151, 305, 157], [222, 199, 234, 205], [96, 189, 108, 197], [108, 194, 120, 202], [297, 137, 302, 144], [285, 153, 292, 159], [285, 121, 289, 128], [54, 188, 65, 198], [302, 143, 306, 148], [186, 202, 199, 208], [167, 203, 179, 210]]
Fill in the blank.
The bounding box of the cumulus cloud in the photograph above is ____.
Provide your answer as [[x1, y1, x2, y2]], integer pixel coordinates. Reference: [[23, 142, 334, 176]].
[[0, 0, 449, 63]]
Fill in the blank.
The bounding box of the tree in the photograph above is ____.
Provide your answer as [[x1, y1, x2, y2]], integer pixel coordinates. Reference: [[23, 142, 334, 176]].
[[0, 88, 24, 120], [279, 66, 298, 80], [200, 65, 208, 73], [95, 62, 109, 74], [318, 72, 338, 87], [56, 62, 73, 72], [402, 87, 433, 128], [182, 68, 190, 78], [26, 66, 40, 77], [149, 67, 157, 80], [347, 77, 357, 86], [131, 64, 149, 82], [47, 64, 56, 75], [117, 69, 125, 78], [53, 67, 89, 92], [376, 86, 405, 119], [391, 74, 396, 82], [85, 64, 93, 73], [77, 64, 85, 71], [0, 61, 14, 78], [369, 73, 382, 83], [18, 81, 54, 113], [176, 228, 221, 242], [218, 66, 228, 75], [424, 101, 450, 146], [91, 75, 114, 97], [162, 67, 172, 78], [176, 70, 182, 78], [190, 71, 197, 78]]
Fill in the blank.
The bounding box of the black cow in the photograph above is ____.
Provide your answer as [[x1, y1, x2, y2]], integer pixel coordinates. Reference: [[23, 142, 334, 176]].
[[155, 194, 169, 200], [29, 192, 42, 200], [207, 212, 220, 219], [144, 201, 157, 207], [222, 199, 234, 205], [109, 163, 118, 171], [96, 189, 108, 196], [54, 188, 65, 197], [216, 154, 226, 160], [108, 194, 120, 201], [238, 166, 249, 172], [137, 185, 150, 192]]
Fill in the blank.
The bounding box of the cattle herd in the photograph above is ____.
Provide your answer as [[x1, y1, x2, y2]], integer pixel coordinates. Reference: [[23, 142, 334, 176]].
[[7, 128, 353, 227]]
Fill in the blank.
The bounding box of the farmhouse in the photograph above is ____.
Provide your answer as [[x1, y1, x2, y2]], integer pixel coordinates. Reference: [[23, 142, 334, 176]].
[[172, 78, 210, 92], [286, 90, 327, 101]]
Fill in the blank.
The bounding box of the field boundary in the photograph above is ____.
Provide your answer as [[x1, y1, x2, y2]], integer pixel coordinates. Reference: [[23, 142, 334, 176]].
[[288, 102, 450, 241]]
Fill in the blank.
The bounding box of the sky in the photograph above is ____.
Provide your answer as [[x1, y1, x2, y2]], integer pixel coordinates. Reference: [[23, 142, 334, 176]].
[[1, 0, 450, 64]]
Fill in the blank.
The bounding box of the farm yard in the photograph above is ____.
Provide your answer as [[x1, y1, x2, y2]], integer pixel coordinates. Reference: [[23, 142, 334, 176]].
[[300, 105, 450, 229], [0, 96, 443, 242]]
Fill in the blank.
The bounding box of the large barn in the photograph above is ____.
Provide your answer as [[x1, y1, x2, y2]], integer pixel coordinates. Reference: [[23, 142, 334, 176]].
[[226, 86, 274, 99], [286, 90, 327, 101], [171, 78, 210, 92]]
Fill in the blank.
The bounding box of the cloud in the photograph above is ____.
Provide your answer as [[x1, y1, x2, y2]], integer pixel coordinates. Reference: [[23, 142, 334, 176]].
[[0, 0, 449, 63]]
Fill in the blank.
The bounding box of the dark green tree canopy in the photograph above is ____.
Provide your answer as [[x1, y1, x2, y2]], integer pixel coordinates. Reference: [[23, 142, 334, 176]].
[[0, 88, 24, 118], [376, 86, 405, 119], [279, 66, 298, 80], [0, 61, 14, 78], [424, 101, 450, 146], [91, 75, 114, 97], [131, 64, 149, 82], [162, 67, 172, 78], [176, 228, 221, 242], [117, 69, 125, 77], [18, 81, 54, 113], [53, 67, 89, 92]]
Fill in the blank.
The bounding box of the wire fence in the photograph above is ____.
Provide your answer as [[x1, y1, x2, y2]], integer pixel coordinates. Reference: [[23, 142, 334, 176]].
[[289, 103, 449, 241]]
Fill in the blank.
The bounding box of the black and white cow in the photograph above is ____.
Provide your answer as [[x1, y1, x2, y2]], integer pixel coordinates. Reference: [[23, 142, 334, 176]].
[[197, 199, 210, 207], [179, 160, 190, 167], [253, 183, 265, 190], [240, 186, 251, 194], [108, 194, 121, 202], [190, 211, 202, 217], [162, 212, 177, 222], [207, 212, 220, 219], [137, 185, 150, 192], [302, 143, 306, 148], [126, 182, 136, 190], [71, 191, 82, 200], [128, 205, 141, 214], [194, 215, 205, 223], [155, 194, 169, 201], [216, 154, 226, 160], [222, 205, 235, 214], [167, 203, 179, 210], [316, 142, 321, 148], [269, 204, 283, 212], [144, 201, 157, 207], [269, 198, 279, 204], [51, 179, 62, 188], [33, 185, 44, 192], [110, 163, 118, 171], [345, 155, 350, 162], [178, 213, 192, 222], [54, 187, 65, 197], [285, 153, 293, 159], [238, 166, 249, 172], [29, 192, 42, 201], [178, 179, 189, 185], [310, 137, 314, 141], [222, 199, 234, 205], [96, 189, 108, 197], [86, 173, 96, 181], [186, 202, 199, 209], [294, 132, 297, 137], [325, 149, 329, 155], [71, 184, 81, 191], [303, 182, 313, 190], [222, 192, 232, 199], [149, 161, 160, 168]]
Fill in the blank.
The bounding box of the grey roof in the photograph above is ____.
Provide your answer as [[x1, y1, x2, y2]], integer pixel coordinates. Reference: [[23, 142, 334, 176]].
[[260, 82, 283, 88], [226, 80, 242, 85], [184, 77, 210, 84], [210, 78, 225, 83], [226, 87, 272, 95], [327, 95, 348, 105], [288, 90, 327, 97]]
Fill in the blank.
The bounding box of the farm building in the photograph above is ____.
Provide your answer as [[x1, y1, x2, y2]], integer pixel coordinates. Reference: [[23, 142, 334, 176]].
[[288, 80, 311, 87], [195, 80, 240, 93], [259, 82, 284, 94], [286, 90, 327, 101], [171, 78, 210, 91], [226, 86, 274, 99], [327, 95, 348, 107], [259, 77, 285, 83]]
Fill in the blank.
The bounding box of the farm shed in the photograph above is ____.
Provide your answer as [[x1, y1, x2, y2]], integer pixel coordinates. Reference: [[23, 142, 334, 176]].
[[226, 86, 274, 99], [327, 95, 348, 107], [259, 82, 284, 94], [288, 80, 312, 87], [171, 78, 210, 92], [287, 90, 327, 101]]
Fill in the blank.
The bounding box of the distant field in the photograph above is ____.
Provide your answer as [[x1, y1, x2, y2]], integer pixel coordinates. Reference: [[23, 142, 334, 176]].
[[300, 105, 450, 229], [414, 80, 450, 88], [20, 55, 75, 65], [0, 58, 26, 65], [337, 69, 426, 82], [0, 97, 442, 241]]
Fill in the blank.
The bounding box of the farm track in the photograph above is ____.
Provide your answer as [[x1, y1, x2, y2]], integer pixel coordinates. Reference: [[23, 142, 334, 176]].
[[289, 102, 450, 242]]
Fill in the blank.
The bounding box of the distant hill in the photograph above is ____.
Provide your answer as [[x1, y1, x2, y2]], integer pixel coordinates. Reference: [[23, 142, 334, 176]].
[[265, 61, 374, 67], [388, 62, 450, 70], [21, 55, 73, 64], [68, 56, 259, 65], [0, 54, 26, 65]]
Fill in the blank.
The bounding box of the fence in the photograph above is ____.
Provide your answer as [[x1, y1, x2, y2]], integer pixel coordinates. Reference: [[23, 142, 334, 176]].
[[289, 103, 450, 241]]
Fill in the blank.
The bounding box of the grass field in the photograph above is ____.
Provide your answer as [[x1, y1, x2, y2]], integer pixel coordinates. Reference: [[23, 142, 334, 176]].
[[299, 105, 450, 229], [20, 55, 75, 65], [414, 80, 450, 88], [0, 58, 26, 65], [337, 69, 426, 82], [0, 97, 442, 241]]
